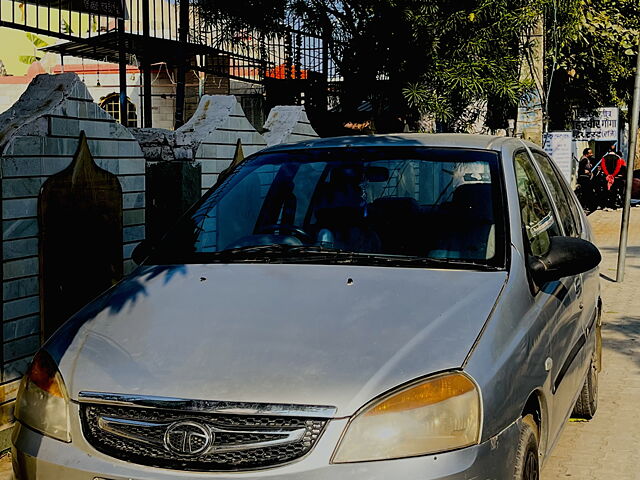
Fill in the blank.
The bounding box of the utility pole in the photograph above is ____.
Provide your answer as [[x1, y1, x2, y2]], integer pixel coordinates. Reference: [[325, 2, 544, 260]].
[[616, 44, 640, 282], [516, 17, 545, 145]]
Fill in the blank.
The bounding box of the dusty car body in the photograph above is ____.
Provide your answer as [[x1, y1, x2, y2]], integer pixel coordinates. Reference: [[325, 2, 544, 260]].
[[12, 134, 601, 480]]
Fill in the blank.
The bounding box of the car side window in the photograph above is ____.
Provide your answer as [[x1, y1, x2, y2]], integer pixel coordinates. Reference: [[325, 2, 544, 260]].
[[565, 188, 584, 236], [514, 151, 561, 257], [546, 156, 584, 236], [532, 152, 579, 237]]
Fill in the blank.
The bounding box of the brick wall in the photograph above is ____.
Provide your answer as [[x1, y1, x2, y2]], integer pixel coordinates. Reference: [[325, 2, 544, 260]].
[[191, 96, 267, 195], [0, 73, 145, 410], [185, 70, 231, 124], [2, 70, 175, 131], [263, 106, 319, 147]]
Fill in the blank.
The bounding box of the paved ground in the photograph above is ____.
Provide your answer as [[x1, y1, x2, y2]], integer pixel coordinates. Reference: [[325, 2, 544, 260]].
[[0, 209, 638, 480], [544, 209, 640, 479]]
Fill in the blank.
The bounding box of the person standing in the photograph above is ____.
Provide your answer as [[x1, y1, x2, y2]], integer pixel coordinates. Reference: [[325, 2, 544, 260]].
[[578, 148, 595, 176], [576, 147, 596, 210], [600, 151, 627, 209]]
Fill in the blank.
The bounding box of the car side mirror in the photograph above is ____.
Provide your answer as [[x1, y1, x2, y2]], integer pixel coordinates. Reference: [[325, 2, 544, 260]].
[[528, 236, 601, 284], [132, 239, 153, 265]]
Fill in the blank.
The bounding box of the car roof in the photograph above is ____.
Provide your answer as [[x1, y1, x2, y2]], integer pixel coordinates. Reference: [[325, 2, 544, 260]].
[[261, 133, 523, 153]]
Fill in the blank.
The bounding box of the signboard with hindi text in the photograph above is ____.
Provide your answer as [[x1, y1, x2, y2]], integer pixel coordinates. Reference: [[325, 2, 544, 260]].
[[572, 107, 619, 142], [543, 131, 573, 182]]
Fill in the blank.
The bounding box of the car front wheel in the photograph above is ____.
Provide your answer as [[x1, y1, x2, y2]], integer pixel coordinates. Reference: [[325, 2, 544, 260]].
[[513, 414, 540, 480]]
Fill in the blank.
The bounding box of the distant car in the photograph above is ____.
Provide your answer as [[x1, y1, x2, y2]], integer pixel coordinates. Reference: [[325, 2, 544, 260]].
[[13, 134, 601, 480]]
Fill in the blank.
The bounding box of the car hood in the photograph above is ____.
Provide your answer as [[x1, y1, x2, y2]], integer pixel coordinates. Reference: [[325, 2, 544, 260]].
[[49, 263, 506, 417]]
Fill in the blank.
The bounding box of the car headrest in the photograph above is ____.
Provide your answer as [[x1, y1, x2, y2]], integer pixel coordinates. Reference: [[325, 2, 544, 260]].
[[451, 184, 493, 222], [369, 197, 420, 223], [315, 206, 364, 227]]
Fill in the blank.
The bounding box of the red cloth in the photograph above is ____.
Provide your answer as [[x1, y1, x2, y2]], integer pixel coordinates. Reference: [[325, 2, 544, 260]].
[[601, 155, 624, 190]]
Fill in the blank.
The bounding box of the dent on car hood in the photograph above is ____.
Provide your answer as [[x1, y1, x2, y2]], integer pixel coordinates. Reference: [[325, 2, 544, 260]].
[[48, 263, 506, 417]]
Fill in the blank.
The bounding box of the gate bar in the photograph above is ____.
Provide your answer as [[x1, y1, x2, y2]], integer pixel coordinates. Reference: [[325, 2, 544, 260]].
[[174, 0, 189, 128], [142, 0, 152, 127], [118, 18, 128, 127]]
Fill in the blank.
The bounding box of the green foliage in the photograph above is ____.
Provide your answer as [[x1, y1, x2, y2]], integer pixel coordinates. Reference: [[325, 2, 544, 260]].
[[290, 0, 550, 131], [19, 33, 51, 65], [546, 0, 640, 128], [61, 19, 73, 34], [195, 0, 548, 131], [26, 33, 50, 49], [195, 0, 639, 131], [193, 0, 289, 35], [403, 83, 454, 123], [18, 55, 40, 65]]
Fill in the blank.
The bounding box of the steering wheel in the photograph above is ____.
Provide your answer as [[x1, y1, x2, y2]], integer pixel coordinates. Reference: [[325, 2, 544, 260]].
[[256, 224, 314, 243]]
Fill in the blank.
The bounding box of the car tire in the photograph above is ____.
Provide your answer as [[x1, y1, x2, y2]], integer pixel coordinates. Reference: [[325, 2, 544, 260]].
[[596, 316, 603, 372], [513, 414, 540, 480], [572, 355, 598, 419]]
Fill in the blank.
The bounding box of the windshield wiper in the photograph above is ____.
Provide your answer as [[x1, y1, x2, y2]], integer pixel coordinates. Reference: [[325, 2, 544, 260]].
[[179, 244, 345, 263], [283, 248, 502, 270], [207, 244, 298, 262], [359, 255, 502, 270], [148, 244, 293, 264], [150, 244, 501, 270]]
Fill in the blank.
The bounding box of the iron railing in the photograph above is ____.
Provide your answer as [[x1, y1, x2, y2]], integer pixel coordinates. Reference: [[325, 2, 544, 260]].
[[0, 0, 333, 84]]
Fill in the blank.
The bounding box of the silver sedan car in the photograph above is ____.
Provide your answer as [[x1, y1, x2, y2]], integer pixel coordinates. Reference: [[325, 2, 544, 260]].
[[12, 134, 601, 480]]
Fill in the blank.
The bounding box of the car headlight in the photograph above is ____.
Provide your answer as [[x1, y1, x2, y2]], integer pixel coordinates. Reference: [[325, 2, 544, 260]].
[[332, 372, 481, 463], [14, 350, 71, 442]]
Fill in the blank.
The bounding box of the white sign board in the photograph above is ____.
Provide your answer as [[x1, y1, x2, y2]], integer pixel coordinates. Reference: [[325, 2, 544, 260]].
[[572, 107, 619, 142], [543, 131, 573, 182]]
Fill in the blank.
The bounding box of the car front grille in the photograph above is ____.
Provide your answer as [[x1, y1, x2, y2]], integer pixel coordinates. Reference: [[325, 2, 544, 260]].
[[80, 401, 332, 471]]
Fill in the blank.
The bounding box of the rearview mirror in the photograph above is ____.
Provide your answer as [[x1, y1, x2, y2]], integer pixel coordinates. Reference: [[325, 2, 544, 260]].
[[528, 236, 601, 283]]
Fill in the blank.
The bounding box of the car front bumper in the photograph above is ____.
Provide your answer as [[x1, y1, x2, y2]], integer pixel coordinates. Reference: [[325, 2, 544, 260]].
[[12, 416, 520, 480]]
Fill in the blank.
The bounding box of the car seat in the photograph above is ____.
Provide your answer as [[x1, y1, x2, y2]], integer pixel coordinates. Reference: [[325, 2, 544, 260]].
[[312, 170, 381, 252], [367, 197, 422, 255], [427, 183, 495, 260]]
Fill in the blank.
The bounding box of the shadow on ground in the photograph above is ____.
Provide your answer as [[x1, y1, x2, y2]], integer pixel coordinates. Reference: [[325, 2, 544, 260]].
[[599, 273, 615, 283], [602, 315, 640, 370], [599, 245, 640, 256]]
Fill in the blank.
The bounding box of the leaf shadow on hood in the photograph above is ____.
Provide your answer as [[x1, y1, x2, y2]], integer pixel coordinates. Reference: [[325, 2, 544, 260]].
[[45, 265, 188, 365]]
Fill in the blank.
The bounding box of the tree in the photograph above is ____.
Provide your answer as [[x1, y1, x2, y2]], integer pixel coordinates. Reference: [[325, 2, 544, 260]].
[[195, 0, 638, 133], [545, 0, 640, 129], [286, 0, 552, 132], [399, 0, 547, 132], [194, 0, 289, 34], [18, 33, 51, 66]]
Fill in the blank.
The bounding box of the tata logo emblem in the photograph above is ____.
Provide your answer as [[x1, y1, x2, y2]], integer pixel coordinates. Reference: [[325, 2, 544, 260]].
[[164, 421, 213, 456]]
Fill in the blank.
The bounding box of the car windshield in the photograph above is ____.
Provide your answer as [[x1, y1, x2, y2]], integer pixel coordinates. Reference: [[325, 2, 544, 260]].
[[147, 147, 505, 269]]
